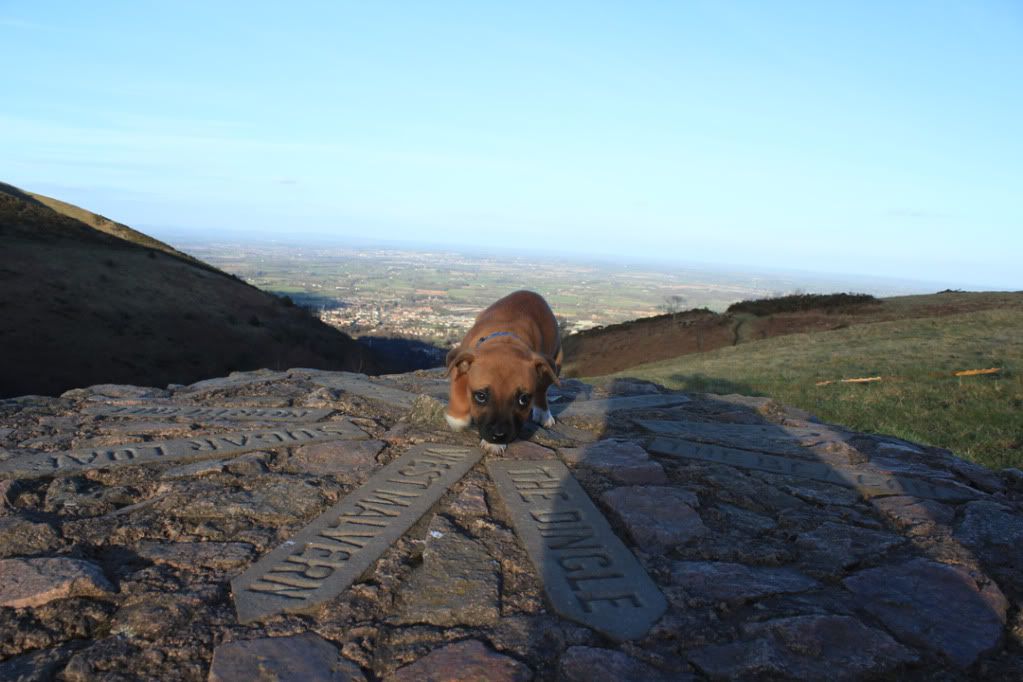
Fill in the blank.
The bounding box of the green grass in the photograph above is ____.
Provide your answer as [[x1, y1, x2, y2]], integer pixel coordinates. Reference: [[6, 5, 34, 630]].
[[600, 308, 1023, 469]]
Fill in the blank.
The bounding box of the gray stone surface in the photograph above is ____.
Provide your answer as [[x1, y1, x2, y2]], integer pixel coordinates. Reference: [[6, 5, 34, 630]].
[[795, 521, 904, 573], [670, 561, 819, 606], [307, 373, 419, 410], [395, 516, 500, 626], [600, 485, 707, 552], [488, 459, 667, 641], [0, 644, 82, 682], [648, 437, 981, 502], [284, 439, 386, 480], [208, 632, 365, 681], [232, 444, 482, 623], [0, 421, 367, 479], [559, 439, 667, 484], [558, 646, 681, 682], [0, 557, 114, 608], [85, 404, 333, 422], [955, 500, 1023, 588], [387, 639, 532, 682], [689, 614, 917, 680], [843, 558, 1009, 667], [0, 517, 62, 557], [137, 541, 256, 570], [871, 495, 955, 534], [635, 418, 841, 459], [2, 366, 1021, 679], [553, 394, 689, 422]]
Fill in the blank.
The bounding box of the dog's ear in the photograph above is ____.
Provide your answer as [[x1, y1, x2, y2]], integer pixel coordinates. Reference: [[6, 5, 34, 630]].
[[446, 349, 475, 377], [534, 353, 561, 387]]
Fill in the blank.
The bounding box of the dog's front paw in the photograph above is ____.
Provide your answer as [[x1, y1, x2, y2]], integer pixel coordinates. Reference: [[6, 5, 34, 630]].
[[479, 439, 507, 455], [531, 406, 556, 429], [445, 412, 471, 432]]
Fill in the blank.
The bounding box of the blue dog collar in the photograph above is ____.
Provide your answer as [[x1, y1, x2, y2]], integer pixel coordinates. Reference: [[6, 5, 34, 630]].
[[475, 331, 522, 348]]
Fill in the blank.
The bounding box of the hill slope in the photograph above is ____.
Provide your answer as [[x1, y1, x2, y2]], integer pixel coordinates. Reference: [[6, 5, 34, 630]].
[[0, 183, 377, 397], [599, 305, 1023, 469], [563, 291, 1023, 377]]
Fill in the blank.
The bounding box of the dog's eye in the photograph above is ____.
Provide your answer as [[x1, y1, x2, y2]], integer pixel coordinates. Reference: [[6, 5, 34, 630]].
[[473, 390, 488, 405], [517, 393, 532, 407]]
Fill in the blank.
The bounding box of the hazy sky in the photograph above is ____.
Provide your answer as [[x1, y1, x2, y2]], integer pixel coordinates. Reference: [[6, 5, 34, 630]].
[[3, 2, 1021, 289]]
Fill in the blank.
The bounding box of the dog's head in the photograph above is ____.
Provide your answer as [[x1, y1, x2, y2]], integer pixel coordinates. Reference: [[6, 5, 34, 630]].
[[447, 344, 559, 445]]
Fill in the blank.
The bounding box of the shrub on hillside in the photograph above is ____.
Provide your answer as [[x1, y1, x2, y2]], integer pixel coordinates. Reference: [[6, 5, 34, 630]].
[[727, 293, 878, 316]]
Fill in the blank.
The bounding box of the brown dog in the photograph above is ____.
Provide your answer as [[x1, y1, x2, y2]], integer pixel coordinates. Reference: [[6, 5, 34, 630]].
[[445, 290, 562, 454]]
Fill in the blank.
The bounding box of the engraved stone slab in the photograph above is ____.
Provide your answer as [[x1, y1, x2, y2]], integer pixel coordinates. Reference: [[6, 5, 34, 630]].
[[231, 444, 482, 623], [0, 421, 366, 479], [85, 405, 333, 422], [553, 394, 689, 421], [308, 373, 418, 409], [487, 459, 667, 641], [648, 437, 979, 502]]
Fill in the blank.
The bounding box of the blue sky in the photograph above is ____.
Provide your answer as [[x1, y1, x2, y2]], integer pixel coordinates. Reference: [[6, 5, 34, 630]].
[[2, 1, 1021, 289]]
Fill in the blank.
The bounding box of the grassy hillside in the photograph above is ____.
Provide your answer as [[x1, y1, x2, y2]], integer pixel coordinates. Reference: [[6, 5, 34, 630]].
[[0, 182, 377, 397], [563, 290, 1023, 377], [600, 306, 1023, 469]]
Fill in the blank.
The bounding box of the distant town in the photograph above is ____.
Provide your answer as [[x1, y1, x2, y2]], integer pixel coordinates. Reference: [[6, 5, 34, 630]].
[[179, 240, 934, 346]]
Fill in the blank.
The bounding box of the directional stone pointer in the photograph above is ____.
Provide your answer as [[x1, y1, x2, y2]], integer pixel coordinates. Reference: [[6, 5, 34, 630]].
[[231, 444, 482, 624], [487, 459, 667, 641]]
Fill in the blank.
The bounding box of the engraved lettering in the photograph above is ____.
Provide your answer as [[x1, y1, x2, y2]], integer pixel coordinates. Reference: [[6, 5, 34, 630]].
[[576, 592, 643, 612]]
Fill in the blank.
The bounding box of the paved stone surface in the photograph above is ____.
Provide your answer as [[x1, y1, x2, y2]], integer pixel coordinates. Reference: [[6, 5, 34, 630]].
[[635, 418, 843, 459], [232, 444, 482, 623], [137, 541, 256, 570], [843, 558, 1009, 667], [0, 557, 114, 608], [0, 421, 367, 478], [2, 366, 1021, 680], [559, 439, 667, 484], [600, 485, 707, 552], [795, 521, 904, 574], [670, 561, 819, 606], [648, 437, 982, 501], [307, 372, 419, 410], [85, 404, 333, 422], [395, 516, 499, 626], [689, 614, 918, 680], [553, 394, 689, 422], [558, 645, 682, 681], [0, 517, 62, 557], [488, 460, 667, 641], [284, 439, 386, 480], [208, 632, 365, 681], [955, 500, 1023, 591], [387, 640, 531, 682]]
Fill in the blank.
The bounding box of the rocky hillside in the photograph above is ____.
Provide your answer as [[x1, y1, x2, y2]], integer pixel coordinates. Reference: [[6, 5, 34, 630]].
[[1, 368, 1021, 680], [0, 183, 377, 398]]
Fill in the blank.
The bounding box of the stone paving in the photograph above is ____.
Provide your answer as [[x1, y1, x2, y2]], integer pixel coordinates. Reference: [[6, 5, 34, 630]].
[[0, 367, 1021, 680]]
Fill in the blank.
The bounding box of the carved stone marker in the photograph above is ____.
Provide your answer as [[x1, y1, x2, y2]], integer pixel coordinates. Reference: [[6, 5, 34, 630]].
[[487, 459, 667, 641], [0, 421, 366, 479], [307, 374, 418, 410], [85, 405, 333, 422], [553, 394, 689, 422], [232, 444, 482, 624], [647, 437, 979, 503]]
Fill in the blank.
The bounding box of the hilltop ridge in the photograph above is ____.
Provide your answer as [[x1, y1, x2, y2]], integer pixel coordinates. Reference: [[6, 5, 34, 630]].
[[0, 183, 377, 398]]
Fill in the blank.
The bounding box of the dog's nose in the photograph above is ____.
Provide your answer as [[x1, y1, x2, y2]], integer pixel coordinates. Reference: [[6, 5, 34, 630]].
[[491, 428, 506, 440]]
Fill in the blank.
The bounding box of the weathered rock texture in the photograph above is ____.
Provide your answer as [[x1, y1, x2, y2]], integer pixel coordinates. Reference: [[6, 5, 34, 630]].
[[1, 366, 1021, 680]]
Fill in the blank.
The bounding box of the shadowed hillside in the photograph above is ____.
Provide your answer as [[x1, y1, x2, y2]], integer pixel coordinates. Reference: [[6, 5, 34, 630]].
[[0, 183, 378, 397]]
